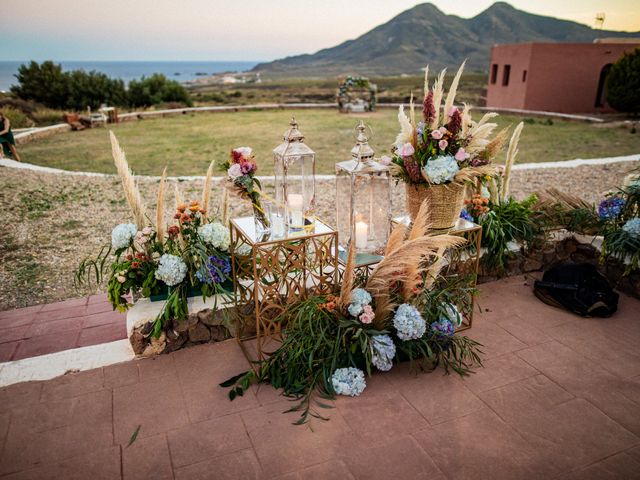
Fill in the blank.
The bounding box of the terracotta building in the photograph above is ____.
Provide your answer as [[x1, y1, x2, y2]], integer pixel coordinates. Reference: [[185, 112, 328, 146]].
[[486, 41, 640, 113]]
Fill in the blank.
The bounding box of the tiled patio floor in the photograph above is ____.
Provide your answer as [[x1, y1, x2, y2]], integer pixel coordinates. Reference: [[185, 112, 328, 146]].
[[0, 294, 127, 362], [0, 276, 639, 479]]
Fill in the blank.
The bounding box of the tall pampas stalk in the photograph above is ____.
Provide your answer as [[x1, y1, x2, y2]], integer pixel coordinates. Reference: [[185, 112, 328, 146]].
[[430, 69, 447, 130], [110, 131, 147, 228], [408, 197, 431, 241], [443, 60, 466, 123], [422, 65, 429, 97], [337, 240, 356, 311], [201, 160, 215, 217], [395, 105, 413, 148], [221, 187, 230, 225], [385, 224, 407, 256], [156, 167, 167, 243], [460, 103, 472, 137], [502, 121, 524, 200], [409, 92, 416, 127]]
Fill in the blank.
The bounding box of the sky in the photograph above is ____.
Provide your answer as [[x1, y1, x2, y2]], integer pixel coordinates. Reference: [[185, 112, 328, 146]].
[[0, 0, 638, 61]]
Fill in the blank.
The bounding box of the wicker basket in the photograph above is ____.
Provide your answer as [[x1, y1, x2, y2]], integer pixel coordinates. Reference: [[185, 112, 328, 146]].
[[405, 182, 466, 230]]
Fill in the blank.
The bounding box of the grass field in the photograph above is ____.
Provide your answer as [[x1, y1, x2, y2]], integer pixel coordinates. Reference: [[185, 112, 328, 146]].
[[18, 109, 639, 176]]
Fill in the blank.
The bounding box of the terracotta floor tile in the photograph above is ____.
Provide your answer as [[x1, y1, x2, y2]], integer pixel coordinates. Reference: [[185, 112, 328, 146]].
[[0, 341, 20, 362], [87, 293, 108, 304], [626, 444, 640, 463], [40, 368, 105, 402], [113, 376, 190, 445], [0, 382, 42, 413], [1, 446, 121, 480], [386, 363, 485, 425], [480, 375, 638, 471], [0, 312, 36, 330], [561, 452, 640, 480], [33, 305, 87, 323], [137, 354, 177, 382], [85, 301, 115, 316], [12, 330, 79, 360], [167, 413, 250, 468], [0, 326, 29, 344], [342, 435, 445, 480], [83, 310, 126, 328], [123, 433, 173, 480], [336, 374, 428, 444], [413, 408, 560, 480], [242, 400, 360, 478], [275, 460, 354, 480], [174, 449, 262, 480], [39, 297, 88, 312], [24, 317, 83, 338], [0, 304, 42, 321], [460, 352, 539, 393], [495, 316, 552, 346], [103, 361, 139, 389], [76, 321, 127, 347], [0, 413, 10, 452], [467, 319, 528, 359]]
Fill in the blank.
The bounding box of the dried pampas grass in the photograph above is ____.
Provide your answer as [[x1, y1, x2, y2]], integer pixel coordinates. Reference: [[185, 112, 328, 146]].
[[443, 60, 466, 123], [422, 65, 429, 98], [156, 167, 167, 243], [430, 69, 447, 130], [386, 223, 407, 256], [395, 105, 413, 148], [110, 131, 147, 228], [408, 197, 431, 241], [221, 187, 230, 225], [503, 121, 524, 199], [201, 160, 215, 217]]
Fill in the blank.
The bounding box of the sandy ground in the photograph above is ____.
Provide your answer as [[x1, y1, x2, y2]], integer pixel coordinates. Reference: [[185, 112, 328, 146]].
[[1, 160, 638, 310]]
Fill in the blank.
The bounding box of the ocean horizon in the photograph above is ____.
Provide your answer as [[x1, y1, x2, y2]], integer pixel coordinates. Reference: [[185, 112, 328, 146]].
[[0, 60, 260, 91]]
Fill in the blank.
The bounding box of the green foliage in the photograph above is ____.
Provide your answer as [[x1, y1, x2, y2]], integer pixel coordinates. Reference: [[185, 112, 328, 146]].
[[606, 48, 640, 115], [11, 61, 69, 109], [479, 195, 541, 273], [0, 106, 34, 128], [65, 70, 127, 110], [128, 74, 192, 108]]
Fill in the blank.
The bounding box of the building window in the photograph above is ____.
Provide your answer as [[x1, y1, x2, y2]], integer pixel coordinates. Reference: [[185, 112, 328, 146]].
[[595, 63, 613, 107], [502, 65, 511, 86], [522, 70, 527, 82], [490, 64, 498, 84]]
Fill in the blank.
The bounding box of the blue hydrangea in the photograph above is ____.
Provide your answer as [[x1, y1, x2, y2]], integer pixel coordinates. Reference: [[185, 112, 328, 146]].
[[598, 196, 625, 220], [348, 288, 372, 317], [331, 367, 366, 397], [622, 218, 640, 238], [460, 208, 474, 222], [444, 303, 463, 327], [371, 334, 396, 372], [393, 304, 426, 341], [198, 222, 231, 251], [422, 155, 459, 184], [196, 256, 231, 284], [111, 223, 137, 250], [155, 253, 187, 286], [430, 318, 455, 338]]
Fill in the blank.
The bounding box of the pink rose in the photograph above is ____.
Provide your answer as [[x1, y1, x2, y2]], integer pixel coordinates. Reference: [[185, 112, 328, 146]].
[[439, 126, 447, 133], [240, 160, 256, 175], [380, 155, 392, 166], [227, 163, 242, 179], [431, 129, 443, 140], [455, 148, 469, 161], [438, 139, 448, 150], [399, 143, 415, 158], [359, 304, 375, 324]]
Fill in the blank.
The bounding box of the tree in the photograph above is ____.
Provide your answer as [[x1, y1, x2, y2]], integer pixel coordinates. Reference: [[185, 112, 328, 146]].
[[11, 61, 69, 109], [128, 74, 192, 108], [606, 48, 640, 115], [66, 70, 127, 110]]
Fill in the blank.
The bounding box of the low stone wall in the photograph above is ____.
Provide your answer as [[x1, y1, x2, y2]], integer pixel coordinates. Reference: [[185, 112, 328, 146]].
[[14, 123, 71, 145]]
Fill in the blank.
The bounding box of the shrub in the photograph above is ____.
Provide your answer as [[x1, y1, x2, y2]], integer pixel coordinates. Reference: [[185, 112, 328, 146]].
[[0, 107, 34, 128], [65, 70, 127, 110], [607, 48, 640, 115], [11, 61, 69, 109], [128, 74, 192, 108]]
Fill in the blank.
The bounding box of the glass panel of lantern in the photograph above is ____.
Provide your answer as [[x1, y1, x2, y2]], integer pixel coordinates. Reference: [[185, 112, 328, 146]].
[[273, 118, 316, 232], [335, 121, 391, 258]]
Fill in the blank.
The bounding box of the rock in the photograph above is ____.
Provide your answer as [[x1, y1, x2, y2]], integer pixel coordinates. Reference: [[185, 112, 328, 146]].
[[505, 256, 523, 276], [130, 330, 146, 355], [542, 247, 557, 265], [165, 329, 187, 353], [209, 325, 228, 342], [523, 257, 543, 272], [188, 322, 211, 343], [200, 308, 228, 327], [197, 308, 213, 324], [575, 243, 598, 258], [173, 314, 197, 333], [141, 332, 166, 357]]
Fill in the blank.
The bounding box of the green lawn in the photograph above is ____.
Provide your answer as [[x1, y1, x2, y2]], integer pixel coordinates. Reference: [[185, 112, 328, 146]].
[[18, 109, 639, 176]]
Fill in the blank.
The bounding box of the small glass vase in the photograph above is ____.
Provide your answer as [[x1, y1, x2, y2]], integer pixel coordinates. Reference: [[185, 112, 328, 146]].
[[253, 201, 271, 238]]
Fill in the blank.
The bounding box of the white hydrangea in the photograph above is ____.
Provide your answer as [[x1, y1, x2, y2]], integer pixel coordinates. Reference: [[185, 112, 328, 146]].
[[198, 222, 231, 251], [393, 303, 427, 341], [331, 367, 366, 397], [422, 155, 460, 185], [371, 334, 396, 372], [444, 303, 463, 327], [235, 243, 252, 256], [155, 253, 187, 286], [111, 223, 137, 250]]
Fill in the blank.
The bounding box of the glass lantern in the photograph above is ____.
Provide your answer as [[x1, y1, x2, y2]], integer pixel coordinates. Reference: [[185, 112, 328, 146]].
[[336, 121, 391, 258], [273, 118, 316, 232]]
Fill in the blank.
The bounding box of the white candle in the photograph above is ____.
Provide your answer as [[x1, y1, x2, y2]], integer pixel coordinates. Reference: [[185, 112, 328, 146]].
[[288, 194, 304, 226], [272, 215, 285, 237], [355, 221, 368, 249]]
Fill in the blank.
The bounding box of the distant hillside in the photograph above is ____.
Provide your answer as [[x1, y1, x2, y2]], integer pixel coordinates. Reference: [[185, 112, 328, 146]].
[[253, 2, 640, 76]]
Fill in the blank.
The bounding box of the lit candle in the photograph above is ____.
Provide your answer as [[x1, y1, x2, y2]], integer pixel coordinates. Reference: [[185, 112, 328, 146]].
[[355, 221, 368, 249], [288, 194, 304, 227]]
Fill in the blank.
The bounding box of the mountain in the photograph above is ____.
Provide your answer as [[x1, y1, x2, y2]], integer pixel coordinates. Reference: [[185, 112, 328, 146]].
[[252, 2, 640, 76]]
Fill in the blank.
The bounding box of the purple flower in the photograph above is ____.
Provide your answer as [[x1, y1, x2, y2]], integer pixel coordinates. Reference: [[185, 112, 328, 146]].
[[598, 196, 625, 220], [430, 318, 455, 337], [196, 256, 231, 284], [240, 161, 256, 175], [460, 208, 474, 222]]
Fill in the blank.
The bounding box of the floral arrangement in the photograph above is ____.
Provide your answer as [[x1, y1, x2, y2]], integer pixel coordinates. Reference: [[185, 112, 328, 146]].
[[222, 198, 482, 424], [389, 62, 504, 186], [77, 132, 233, 336], [337, 76, 377, 112], [220, 146, 268, 228]]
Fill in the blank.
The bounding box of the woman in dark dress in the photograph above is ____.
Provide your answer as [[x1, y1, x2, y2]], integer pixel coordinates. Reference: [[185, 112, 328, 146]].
[[0, 112, 21, 161]]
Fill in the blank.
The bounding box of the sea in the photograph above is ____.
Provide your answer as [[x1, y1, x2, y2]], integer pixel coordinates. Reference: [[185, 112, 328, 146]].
[[0, 60, 259, 92]]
